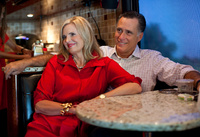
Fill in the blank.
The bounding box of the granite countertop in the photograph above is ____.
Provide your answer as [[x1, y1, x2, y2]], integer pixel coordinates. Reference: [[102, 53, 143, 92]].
[[23, 67, 45, 72], [76, 91, 200, 132]]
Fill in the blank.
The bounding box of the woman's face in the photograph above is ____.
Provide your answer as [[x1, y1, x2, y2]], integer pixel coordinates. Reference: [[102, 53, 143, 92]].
[[62, 23, 84, 56]]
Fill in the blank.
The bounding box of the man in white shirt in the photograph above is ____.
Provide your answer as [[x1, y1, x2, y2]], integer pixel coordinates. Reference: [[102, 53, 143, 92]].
[[4, 11, 200, 92], [101, 45, 196, 92]]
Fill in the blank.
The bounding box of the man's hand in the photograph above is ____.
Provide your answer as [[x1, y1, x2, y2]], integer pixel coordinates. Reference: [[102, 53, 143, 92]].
[[4, 60, 27, 80], [197, 84, 200, 92], [4, 54, 53, 80]]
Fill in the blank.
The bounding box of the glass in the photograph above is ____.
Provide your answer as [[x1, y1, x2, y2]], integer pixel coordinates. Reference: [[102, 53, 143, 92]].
[[176, 79, 194, 93]]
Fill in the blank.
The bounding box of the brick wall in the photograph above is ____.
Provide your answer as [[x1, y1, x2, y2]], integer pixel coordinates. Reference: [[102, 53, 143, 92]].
[[6, 0, 121, 51]]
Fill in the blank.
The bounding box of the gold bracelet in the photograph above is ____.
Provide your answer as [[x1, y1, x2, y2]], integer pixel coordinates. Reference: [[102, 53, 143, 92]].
[[60, 110, 65, 116], [60, 103, 73, 116]]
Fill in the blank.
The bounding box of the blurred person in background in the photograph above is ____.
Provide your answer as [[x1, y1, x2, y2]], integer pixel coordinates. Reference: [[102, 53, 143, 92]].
[[0, 1, 31, 136]]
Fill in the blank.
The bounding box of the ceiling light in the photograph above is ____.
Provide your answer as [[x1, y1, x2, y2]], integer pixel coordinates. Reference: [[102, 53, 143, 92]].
[[27, 14, 33, 17]]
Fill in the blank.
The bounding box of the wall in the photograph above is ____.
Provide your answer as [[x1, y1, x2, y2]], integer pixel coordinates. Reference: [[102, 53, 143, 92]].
[[6, 0, 121, 51]]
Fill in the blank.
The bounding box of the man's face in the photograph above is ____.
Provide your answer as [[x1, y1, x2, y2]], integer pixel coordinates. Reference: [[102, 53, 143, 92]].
[[115, 17, 143, 58]]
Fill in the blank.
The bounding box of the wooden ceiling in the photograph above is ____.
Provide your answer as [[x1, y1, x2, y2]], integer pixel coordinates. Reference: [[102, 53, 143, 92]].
[[6, 0, 41, 15]]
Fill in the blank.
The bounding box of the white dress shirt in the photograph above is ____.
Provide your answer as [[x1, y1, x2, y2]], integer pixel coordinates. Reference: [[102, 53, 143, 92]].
[[100, 45, 196, 92]]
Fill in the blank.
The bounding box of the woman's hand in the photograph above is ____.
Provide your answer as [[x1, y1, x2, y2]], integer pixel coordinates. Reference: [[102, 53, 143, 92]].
[[22, 54, 32, 59], [22, 48, 32, 57], [69, 105, 77, 114]]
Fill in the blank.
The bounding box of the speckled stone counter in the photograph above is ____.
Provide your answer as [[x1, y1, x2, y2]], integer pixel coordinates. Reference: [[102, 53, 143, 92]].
[[76, 91, 200, 132]]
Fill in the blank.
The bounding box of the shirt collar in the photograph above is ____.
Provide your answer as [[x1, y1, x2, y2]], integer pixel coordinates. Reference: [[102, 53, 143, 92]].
[[57, 54, 106, 68], [111, 45, 141, 59], [108, 46, 116, 58], [133, 45, 141, 59]]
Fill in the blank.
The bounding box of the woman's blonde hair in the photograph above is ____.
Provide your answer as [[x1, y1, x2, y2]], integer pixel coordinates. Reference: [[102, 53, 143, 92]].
[[59, 16, 103, 62]]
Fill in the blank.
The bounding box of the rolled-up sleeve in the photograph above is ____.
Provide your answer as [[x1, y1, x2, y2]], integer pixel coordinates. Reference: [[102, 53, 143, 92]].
[[153, 52, 196, 86]]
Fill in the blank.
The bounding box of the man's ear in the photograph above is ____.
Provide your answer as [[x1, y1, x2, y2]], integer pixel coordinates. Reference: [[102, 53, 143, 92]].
[[137, 32, 144, 43]]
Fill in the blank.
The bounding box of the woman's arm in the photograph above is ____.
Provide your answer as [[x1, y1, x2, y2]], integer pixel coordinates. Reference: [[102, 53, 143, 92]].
[[32, 56, 74, 116], [94, 82, 142, 99], [0, 50, 30, 59], [5, 39, 31, 55], [34, 58, 142, 116], [34, 83, 141, 116], [35, 100, 77, 116], [103, 59, 142, 98], [0, 37, 32, 59]]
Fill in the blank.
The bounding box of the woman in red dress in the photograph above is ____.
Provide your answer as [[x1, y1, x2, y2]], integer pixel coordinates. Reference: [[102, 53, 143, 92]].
[[25, 16, 142, 137], [0, 1, 32, 136], [0, 1, 31, 111]]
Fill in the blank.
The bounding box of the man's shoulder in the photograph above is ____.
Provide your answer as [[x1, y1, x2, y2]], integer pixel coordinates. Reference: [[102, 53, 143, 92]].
[[140, 48, 161, 57], [100, 46, 115, 57], [100, 45, 114, 51]]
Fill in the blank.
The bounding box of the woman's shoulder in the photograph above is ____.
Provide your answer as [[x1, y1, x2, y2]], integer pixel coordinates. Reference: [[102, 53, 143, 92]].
[[48, 54, 65, 65], [98, 56, 112, 62], [49, 55, 58, 62], [46, 54, 67, 71], [49, 54, 65, 61]]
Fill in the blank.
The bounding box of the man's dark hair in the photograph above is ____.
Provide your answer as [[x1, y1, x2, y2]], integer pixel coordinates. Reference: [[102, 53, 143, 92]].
[[118, 11, 146, 33]]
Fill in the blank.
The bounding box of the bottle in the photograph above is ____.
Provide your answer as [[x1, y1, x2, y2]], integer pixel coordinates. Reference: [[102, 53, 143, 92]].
[[32, 40, 43, 56]]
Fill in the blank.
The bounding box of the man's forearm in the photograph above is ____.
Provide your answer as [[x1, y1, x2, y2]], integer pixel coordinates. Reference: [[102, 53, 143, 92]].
[[27, 54, 53, 67], [4, 54, 53, 80]]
